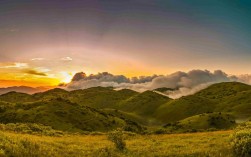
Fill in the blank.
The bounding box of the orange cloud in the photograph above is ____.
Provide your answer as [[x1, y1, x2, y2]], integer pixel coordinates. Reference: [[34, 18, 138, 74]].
[[23, 69, 47, 76]]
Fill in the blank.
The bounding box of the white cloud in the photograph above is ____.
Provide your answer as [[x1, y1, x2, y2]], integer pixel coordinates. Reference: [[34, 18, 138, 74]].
[[0, 62, 28, 69], [31, 58, 45, 61], [166, 83, 212, 99], [60, 57, 73, 61]]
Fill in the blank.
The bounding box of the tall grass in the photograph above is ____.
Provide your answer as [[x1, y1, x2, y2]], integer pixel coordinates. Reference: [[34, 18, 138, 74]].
[[0, 130, 233, 157], [231, 122, 251, 157], [108, 129, 126, 151]]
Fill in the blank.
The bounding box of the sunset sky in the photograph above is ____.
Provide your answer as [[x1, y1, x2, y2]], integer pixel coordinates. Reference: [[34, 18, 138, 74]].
[[0, 0, 251, 87]]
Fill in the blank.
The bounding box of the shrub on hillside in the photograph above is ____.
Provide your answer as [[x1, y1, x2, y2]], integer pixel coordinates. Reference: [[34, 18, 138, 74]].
[[0, 123, 64, 136], [154, 128, 169, 134], [231, 122, 251, 157], [107, 129, 126, 151]]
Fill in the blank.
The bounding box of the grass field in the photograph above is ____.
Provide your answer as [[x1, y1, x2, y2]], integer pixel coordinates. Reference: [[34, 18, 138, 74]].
[[0, 130, 233, 157]]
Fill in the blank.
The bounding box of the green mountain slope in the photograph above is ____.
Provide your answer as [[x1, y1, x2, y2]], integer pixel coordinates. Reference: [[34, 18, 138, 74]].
[[0, 98, 143, 132], [33, 88, 70, 100], [0, 92, 36, 103], [154, 82, 251, 123], [169, 112, 236, 130], [154, 95, 216, 123], [196, 82, 251, 101], [196, 82, 251, 119], [69, 87, 138, 109], [216, 90, 251, 119], [103, 109, 150, 125], [119, 91, 171, 117]]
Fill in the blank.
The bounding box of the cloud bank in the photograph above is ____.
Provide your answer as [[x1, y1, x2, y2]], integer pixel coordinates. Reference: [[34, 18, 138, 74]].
[[63, 70, 251, 99]]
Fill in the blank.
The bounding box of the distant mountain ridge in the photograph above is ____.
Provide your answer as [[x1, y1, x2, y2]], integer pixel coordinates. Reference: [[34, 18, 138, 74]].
[[0, 86, 50, 95]]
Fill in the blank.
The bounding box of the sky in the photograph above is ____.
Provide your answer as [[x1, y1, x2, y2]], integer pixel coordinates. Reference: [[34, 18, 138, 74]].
[[0, 0, 251, 87]]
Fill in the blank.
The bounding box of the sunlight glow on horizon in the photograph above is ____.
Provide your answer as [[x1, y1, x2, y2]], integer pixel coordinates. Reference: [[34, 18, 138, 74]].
[[59, 71, 76, 84], [1, 1, 251, 87]]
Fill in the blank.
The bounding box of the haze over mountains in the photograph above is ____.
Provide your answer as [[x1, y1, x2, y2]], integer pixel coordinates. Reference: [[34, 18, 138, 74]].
[[0, 86, 50, 95]]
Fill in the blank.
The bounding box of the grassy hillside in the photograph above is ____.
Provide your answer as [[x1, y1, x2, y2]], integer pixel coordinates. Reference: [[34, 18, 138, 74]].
[[33, 88, 70, 100], [69, 87, 138, 109], [0, 98, 143, 132], [0, 87, 139, 109], [119, 91, 171, 117], [196, 82, 251, 119], [0, 101, 14, 113], [103, 109, 150, 126], [155, 82, 251, 124], [196, 82, 251, 100], [215, 90, 251, 117], [0, 87, 169, 131], [0, 92, 36, 103], [175, 112, 236, 130], [117, 89, 139, 97], [154, 95, 216, 123]]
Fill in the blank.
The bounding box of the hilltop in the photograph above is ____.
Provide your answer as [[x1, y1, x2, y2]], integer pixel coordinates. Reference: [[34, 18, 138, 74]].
[[69, 87, 138, 109], [164, 112, 236, 131], [0, 92, 36, 103]]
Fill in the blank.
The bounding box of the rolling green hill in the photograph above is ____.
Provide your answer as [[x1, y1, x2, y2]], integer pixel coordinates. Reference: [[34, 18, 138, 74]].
[[216, 90, 251, 119], [195, 82, 251, 119], [103, 108, 151, 125], [172, 112, 236, 130], [0, 92, 36, 103], [0, 82, 251, 132], [69, 87, 138, 109], [0, 98, 143, 132], [196, 82, 251, 101], [119, 91, 171, 117], [154, 95, 216, 123], [33, 88, 70, 100], [154, 82, 251, 124]]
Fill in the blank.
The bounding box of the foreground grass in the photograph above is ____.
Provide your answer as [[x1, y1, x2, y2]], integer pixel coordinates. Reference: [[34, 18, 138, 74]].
[[0, 130, 233, 157]]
